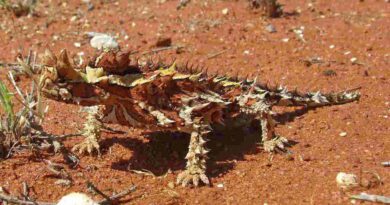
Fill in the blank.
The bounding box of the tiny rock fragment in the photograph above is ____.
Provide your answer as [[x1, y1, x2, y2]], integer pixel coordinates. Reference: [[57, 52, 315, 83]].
[[217, 183, 224, 188], [168, 181, 175, 189], [339, 132, 347, 137], [177, 0, 190, 10], [282, 38, 289, 42], [222, 8, 229, 15], [55, 179, 72, 186], [329, 45, 335, 49], [74, 42, 81, 48], [336, 172, 358, 189], [70, 16, 78, 22], [265, 24, 276, 33], [350, 57, 358, 64], [155, 36, 172, 47], [382, 161, 390, 167], [57, 192, 98, 205], [323, 69, 337, 76]]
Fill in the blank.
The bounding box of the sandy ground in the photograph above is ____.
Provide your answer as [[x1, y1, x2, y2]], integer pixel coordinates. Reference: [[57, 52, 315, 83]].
[[0, 0, 389, 204]]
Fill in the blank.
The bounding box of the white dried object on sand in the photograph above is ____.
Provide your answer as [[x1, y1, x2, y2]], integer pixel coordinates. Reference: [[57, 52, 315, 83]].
[[336, 172, 358, 189], [86, 32, 119, 51], [57, 192, 98, 205]]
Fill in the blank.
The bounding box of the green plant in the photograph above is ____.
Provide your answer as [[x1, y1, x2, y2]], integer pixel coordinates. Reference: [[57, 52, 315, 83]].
[[0, 54, 46, 158]]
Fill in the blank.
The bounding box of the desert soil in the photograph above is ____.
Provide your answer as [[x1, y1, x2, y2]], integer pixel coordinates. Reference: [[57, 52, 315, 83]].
[[0, 0, 389, 204]]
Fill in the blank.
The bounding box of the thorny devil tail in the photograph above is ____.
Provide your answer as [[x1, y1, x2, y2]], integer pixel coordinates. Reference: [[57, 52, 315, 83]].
[[272, 86, 361, 108]]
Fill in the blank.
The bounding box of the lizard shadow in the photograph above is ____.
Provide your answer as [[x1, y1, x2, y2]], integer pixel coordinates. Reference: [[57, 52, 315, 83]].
[[106, 123, 262, 178], [105, 107, 311, 178], [274, 106, 311, 125]]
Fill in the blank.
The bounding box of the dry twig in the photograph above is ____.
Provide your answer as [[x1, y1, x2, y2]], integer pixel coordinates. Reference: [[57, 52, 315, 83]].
[[350, 193, 390, 204]]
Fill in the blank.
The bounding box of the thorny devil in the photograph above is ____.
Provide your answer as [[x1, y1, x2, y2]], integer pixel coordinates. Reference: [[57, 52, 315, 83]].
[[39, 49, 360, 187]]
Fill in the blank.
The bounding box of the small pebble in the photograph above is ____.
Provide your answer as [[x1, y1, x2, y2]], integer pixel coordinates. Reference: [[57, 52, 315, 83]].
[[70, 16, 78, 22], [329, 45, 335, 49], [155, 37, 172, 47], [217, 183, 224, 188], [265, 24, 276, 33], [350, 57, 358, 63], [222, 8, 229, 15], [282, 38, 289, 42], [74, 42, 81, 48], [167, 181, 175, 189], [382, 161, 390, 167], [339, 132, 347, 137]]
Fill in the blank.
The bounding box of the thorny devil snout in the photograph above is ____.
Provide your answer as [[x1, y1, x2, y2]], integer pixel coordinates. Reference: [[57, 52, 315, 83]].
[[39, 49, 360, 187]]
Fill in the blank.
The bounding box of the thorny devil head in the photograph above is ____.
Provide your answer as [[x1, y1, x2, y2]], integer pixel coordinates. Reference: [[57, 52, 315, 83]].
[[39, 49, 360, 187]]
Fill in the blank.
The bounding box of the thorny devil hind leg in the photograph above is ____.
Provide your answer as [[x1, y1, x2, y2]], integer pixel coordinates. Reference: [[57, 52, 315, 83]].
[[260, 112, 289, 152], [177, 122, 210, 187], [72, 106, 103, 155]]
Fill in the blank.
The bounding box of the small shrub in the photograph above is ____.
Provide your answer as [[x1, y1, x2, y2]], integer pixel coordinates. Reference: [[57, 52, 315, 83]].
[[248, 0, 282, 18]]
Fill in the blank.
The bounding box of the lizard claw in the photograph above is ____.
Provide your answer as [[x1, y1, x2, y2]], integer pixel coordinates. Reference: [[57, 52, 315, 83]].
[[176, 170, 210, 187], [263, 135, 289, 153], [72, 137, 100, 155]]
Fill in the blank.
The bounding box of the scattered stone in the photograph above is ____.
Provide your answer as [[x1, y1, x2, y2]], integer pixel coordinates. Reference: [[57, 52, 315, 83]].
[[168, 181, 175, 189], [329, 45, 335, 49], [217, 183, 224, 188], [177, 0, 190, 10], [339, 132, 347, 137], [282, 38, 289, 42], [382, 161, 390, 167], [74, 42, 81, 48], [293, 26, 306, 42], [87, 3, 94, 11], [323, 69, 337, 76], [265, 24, 276, 33], [70, 16, 78, 22], [55, 179, 72, 186], [350, 57, 358, 64], [222, 8, 229, 15], [336, 172, 358, 189], [155, 36, 172, 47]]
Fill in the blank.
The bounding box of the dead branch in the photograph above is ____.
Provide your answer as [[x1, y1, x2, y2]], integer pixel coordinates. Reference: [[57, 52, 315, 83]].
[[98, 185, 137, 205], [350, 193, 390, 204], [207, 49, 229, 59], [0, 192, 55, 205]]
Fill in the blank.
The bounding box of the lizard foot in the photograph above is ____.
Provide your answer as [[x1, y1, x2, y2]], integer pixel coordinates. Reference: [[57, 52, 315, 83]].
[[263, 135, 289, 152], [72, 137, 100, 155], [176, 170, 210, 187]]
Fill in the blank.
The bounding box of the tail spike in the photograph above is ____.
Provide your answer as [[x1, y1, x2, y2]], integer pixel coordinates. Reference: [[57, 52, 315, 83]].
[[58, 49, 72, 68], [42, 48, 57, 67]]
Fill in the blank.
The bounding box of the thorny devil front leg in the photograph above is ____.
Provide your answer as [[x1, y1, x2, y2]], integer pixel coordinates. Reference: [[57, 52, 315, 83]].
[[72, 106, 103, 155], [177, 120, 211, 187], [260, 112, 288, 152], [238, 91, 288, 152]]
